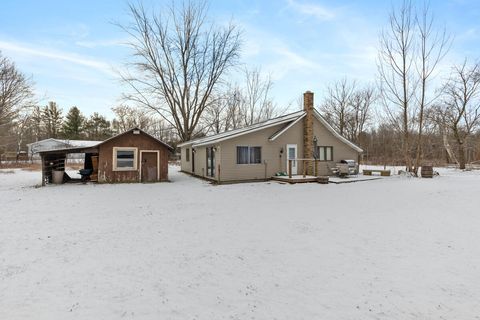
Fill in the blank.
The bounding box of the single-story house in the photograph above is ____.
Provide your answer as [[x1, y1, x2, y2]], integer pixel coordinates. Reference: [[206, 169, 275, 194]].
[[178, 91, 363, 183], [38, 127, 173, 185]]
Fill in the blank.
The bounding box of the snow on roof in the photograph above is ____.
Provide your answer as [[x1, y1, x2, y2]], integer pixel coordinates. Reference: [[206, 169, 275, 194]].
[[177, 108, 363, 153], [27, 139, 102, 153], [178, 110, 305, 148]]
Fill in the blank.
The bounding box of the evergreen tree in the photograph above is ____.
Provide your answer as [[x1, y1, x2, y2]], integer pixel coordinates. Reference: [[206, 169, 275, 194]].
[[42, 101, 63, 138], [63, 106, 84, 139], [84, 112, 112, 140]]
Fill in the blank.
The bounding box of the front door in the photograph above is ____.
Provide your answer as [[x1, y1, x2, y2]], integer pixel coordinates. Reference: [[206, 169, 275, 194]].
[[141, 152, 158, 182], [286, 144, 297, 175]]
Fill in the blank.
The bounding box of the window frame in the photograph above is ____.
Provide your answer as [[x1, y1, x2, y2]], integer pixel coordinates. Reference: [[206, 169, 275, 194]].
[[112, 147, 138, 171], [317, 146, 333, 162], [185, 148, 190, 162], [236, 146, 262, 165]]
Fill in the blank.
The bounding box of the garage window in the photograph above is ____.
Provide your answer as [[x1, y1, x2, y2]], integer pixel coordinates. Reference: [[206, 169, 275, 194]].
[[113, 147, 138, 171]]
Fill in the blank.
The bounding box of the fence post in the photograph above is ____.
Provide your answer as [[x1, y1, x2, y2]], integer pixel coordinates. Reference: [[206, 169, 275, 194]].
[[303, 159, 306, 178]]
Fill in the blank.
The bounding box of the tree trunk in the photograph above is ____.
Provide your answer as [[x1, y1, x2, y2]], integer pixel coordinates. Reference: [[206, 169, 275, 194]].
[[458, 142, 466, 169], [443, 133, 458, 165]]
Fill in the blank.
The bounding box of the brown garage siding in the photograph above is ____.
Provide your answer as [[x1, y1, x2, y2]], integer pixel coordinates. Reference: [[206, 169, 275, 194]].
[[98, 131, 170, 183]]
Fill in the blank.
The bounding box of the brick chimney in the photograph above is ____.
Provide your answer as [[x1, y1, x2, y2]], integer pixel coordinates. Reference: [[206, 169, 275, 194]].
[[303, 91, 314, 175]]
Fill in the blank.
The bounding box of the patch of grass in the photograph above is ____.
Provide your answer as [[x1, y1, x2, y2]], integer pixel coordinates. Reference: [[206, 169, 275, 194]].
[[0, 170, 15, 174]]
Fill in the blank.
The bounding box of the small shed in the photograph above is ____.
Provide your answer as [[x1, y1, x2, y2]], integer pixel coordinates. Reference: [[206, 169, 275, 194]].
[[97, 127, 173, 183], [38, 128, 173, 185]]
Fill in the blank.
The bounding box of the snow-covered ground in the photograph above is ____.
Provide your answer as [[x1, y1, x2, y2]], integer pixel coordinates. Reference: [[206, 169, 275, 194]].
[[1, 166, 480, 319]]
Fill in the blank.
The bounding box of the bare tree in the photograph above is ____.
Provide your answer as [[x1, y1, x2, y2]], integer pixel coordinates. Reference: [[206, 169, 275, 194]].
[[320, 78, 376, 145], [346, 86, 377, 144], [321, 77, 356, 136], [378, 1, 450, 173], [204, 67, 282, 134], [412, 2, 450, 174], [112, 104, 152, 132], [440, 61, 480, 169], [0, 52, 34, 159], [240, 67, 278, 126], [378, 0, 417, 171], [426, 104, 459, 165], [119, 1, 241, 142]]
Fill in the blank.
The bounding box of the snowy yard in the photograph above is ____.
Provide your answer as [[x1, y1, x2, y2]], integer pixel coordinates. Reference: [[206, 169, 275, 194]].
[[1, 166, 480, 319]]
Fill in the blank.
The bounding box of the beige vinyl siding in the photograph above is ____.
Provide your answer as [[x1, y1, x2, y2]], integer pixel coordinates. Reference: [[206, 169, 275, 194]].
[[181, 115, 360, 182], [180, 144, 192, 173], [192, 147, 207, 177], [219, 121, 305, 181], [312, 119, 358, 175]]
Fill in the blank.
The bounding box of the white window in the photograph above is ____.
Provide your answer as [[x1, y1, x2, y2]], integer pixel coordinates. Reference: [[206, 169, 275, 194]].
[[318, 146, 333, 161], [236, 146, 262, 164], [113, 147, 138, 171]]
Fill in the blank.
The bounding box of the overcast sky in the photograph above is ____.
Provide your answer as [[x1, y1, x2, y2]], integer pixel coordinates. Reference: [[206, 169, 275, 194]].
[[1, 0, 479, 117]]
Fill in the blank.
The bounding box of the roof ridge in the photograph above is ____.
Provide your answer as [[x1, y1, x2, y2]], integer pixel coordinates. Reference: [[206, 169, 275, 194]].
[[178, 109, 305, 147]]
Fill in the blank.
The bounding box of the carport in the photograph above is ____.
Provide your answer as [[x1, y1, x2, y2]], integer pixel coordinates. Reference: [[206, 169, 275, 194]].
[[39, 145, 99, 186]]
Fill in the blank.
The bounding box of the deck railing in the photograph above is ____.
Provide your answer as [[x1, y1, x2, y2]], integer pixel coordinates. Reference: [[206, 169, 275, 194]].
[[288, 158, 320, 178]]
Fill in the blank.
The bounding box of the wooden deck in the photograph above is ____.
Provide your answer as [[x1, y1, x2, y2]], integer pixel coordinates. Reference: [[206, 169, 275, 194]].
[[273, 175, 383, 184], [272, 175, 328, 184], [272, 175, 320, 184]]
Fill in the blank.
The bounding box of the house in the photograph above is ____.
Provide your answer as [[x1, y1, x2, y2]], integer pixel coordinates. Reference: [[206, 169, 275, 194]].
[[37, 128, 173, 185], [178, 91, 363, 183]]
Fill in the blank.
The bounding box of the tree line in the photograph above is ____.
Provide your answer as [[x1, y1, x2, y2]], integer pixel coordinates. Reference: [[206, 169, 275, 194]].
[[1, 0, 479, 170]]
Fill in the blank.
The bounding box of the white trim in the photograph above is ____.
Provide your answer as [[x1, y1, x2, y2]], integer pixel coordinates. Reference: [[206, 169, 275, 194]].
[[268, 114, 306, 141], [286, 144, 298, 175], [313, 110, 364, 153], [139, 150, 160, 182], [177, 141, 194, 148], [112, 147, 138, 171]]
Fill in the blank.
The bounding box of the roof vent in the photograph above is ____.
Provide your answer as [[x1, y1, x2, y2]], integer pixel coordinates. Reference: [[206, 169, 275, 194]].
[[133, 129, 140, 135]]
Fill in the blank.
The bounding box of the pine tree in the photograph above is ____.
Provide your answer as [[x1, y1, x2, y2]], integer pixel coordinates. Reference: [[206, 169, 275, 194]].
[[84, 112, 112, 140], [63, 106, 84, 140], [42, 102, 63, 138]]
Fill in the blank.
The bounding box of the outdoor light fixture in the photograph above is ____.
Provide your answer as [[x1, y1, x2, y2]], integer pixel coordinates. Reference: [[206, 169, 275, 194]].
[[313, 136, 318, 143]]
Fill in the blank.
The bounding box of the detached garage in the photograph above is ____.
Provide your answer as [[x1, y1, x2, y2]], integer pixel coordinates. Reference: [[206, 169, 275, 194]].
[[97, 127, 173, 183], [38, 127, 173, 185]]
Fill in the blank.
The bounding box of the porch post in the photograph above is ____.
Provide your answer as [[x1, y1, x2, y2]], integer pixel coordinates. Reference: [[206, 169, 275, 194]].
[[41, 154, 45, 186], [288, 160, 292, 178]]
